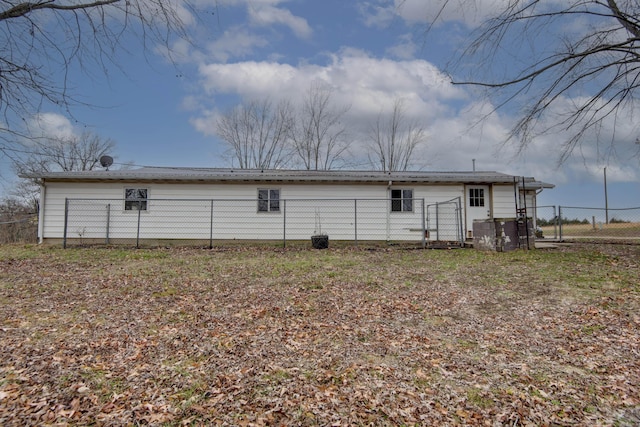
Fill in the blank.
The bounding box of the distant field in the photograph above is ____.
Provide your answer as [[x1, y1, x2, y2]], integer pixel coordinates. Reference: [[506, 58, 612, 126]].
[[541, 222, 640, 239], [1, 244, 639, 425]]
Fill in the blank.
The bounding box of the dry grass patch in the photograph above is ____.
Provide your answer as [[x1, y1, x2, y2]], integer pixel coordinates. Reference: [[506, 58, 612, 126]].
[[1, 243, 639, 425], [541, 222, 640, 239]]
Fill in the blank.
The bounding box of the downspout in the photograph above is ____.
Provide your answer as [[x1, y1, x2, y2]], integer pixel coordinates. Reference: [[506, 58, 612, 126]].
[[38, 180, 46, 244]]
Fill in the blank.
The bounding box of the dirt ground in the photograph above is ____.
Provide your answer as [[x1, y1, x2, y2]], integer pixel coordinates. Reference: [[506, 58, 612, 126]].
[[1, 243, 639, 426]]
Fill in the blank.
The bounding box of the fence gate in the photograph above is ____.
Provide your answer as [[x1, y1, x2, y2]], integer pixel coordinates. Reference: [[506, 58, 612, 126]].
[[426, 197, 464, 246]]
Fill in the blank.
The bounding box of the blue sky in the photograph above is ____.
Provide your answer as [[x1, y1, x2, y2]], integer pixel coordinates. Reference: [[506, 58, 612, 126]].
[[2, 0, 639, 210]]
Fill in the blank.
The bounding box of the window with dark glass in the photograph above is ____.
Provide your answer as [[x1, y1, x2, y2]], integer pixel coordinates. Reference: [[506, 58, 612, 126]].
[[124, 188, 148, 211], [258, 189, 280, 212], [391, 189, 413, 212], [469, 188, 485, 207]]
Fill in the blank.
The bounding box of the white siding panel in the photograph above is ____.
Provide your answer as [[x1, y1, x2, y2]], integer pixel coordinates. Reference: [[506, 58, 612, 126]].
[[493, 184, 517, 219], [43, 183, 126, 239], [43, 181, 470, 242]]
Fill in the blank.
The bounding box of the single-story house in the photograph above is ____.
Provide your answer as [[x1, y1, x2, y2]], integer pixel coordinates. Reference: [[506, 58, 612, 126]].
[[24, 168, 553, 246]]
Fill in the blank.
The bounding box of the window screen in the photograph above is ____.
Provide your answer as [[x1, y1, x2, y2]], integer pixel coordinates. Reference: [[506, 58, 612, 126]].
[[391, 189, 413, 212], [125, 188, 148, 211], [258, 189, 280, 212]]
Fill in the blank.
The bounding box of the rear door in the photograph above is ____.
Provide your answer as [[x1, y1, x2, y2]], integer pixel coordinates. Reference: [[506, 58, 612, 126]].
[[465, 185, 490, 237]]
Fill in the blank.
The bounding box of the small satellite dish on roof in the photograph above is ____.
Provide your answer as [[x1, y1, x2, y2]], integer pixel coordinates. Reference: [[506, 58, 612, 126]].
[[99, 155, 114, 170]]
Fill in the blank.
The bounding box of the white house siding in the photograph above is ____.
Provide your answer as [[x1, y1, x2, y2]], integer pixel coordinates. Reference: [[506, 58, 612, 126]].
[[520, 192, 536, 215], [40, 180, 518, 243], [42, 182, 125, 240], [492, 184, 518, 219], [40, 182, 414, 241]]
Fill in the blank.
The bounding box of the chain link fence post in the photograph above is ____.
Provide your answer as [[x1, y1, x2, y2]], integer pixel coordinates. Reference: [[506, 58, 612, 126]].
[[559, 206, 563, 240], [209, 199, 214, 249], [63, 198, 69, 249], [283, 199, 287, 248], [136, 207, 142, 248], [354, 199, 358, 247], [552, 205, 557, 240], [457, 197, 464, 245], [421, 199, 426, 249], [105, 203, 111, 245]]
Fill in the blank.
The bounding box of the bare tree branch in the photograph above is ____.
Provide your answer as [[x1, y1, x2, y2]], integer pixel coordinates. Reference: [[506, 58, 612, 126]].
[[13, 130, 116, 174], [215, 99, 294, 170], [0, 1, 120, 21], [367, 98, 427, 172], [290, 81, 351, 170], [0, 0, 203, 140], [444, 0, 640, 161]]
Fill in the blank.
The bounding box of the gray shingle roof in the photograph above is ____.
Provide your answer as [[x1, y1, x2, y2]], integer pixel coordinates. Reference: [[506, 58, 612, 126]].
[[23, 167, 547, 185]]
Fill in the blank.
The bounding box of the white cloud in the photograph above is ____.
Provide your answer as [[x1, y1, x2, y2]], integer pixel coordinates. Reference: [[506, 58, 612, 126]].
[[198, 61, 300, 96], [191, 110, 222, 137], [196, 50, 464, 116], [247, 4, 312, 38], [402, 0, 517, 27], [206, 27, 270, 62], [25, 113, 75, 140], [193, 50, 469, 170], [191, 48, 639, 187], [386, 33, 418, 59], [158, 25, 271, 65], [358, 1, 397, 28], [358, 0, 529, 29], [214, 0, 312, 38], [160, 0, 311, 66], [158, 0, 312, 64]]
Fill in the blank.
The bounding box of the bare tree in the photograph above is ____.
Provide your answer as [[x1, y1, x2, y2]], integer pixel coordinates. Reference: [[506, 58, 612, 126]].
[[441, 0, 640, 162], [367, 98, 427, 172], [0, 1, 203, 140], [216, 99, 294, 169], [14, 131, 116, 180], [10, 130, 116, 207], [290, 81, 350, 170]]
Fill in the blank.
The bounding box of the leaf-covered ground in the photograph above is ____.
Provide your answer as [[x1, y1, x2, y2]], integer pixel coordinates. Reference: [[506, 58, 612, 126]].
[[1, 243, 639, 426]]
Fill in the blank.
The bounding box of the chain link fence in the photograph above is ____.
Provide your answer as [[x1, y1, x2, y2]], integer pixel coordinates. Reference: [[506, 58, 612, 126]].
[[61, 197, 465, 248], [532, 205, 560, 240], [426, 197, 464, 245], [533, 205, 640, 242], [39, 198, 640, 248], [555, 206, 640, 242], [0, 215, 38, 244]]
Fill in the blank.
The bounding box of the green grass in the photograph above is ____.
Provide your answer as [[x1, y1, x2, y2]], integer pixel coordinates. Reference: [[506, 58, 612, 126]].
[[1, 243, 639, 425]]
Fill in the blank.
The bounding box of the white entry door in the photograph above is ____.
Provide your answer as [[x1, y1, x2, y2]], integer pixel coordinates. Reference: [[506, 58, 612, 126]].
[[466, 185, 491, 237]]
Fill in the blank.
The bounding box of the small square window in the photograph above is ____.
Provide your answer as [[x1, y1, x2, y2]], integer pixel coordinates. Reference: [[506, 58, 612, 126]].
[[391, 189, 413, 212], [125, 188, 148, 211], [469, 188, 485, 207], [258, 188, 280, 212]]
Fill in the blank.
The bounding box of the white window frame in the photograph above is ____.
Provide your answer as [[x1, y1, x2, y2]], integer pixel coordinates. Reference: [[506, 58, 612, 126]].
[[257, 188, 280, 213], [391, 188, 413, 212], [469, 188, 485, 207], [124, 188, 149, 211]]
